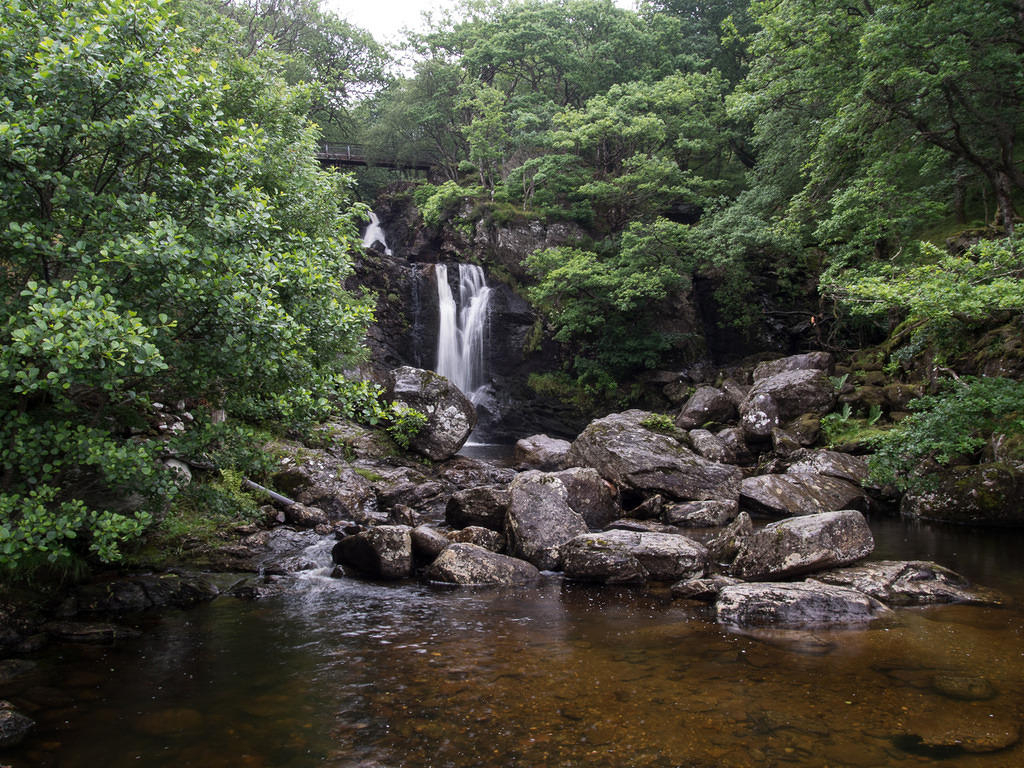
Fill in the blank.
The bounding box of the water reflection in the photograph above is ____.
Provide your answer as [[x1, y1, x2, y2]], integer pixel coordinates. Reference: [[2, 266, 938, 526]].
[[3, 518, 1023, 767]]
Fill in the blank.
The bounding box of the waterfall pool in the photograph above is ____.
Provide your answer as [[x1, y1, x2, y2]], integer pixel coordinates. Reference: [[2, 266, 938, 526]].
[[3, 518, 1023, 767]]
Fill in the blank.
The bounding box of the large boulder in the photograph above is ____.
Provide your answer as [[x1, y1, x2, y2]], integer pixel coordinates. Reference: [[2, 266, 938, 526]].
[[730, 509, 875, 580], [283, 465, 383, 526], [566, 410, 742, 502], [739, 473, 866, 517], [707, 510, 754, 564], [900, 463, 1024, 525], [675, 386, 736, 429], [549, 467, 620, 529], [411, 525, 449, 561], [332, 525, 413, 579], [424, 543, 540, 586], [505, 472, 588, 570], [742, 368, 836, 427], [514, 434, 571, 470], [753, 352, 833, 382], [386, 366, 476, 460], [716, 582, 889, 628], [445, 485, 509, 531], [812, 561, 1004, 606], [562, 530, 708, 584]]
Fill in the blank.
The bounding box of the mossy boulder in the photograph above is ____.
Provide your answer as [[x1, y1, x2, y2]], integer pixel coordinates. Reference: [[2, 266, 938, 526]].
[[901, 462, 1024, 525]]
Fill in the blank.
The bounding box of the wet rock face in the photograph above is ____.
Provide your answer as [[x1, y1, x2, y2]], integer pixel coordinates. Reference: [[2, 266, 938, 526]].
[[548, 467, 620, 530], [730, 510, 875, 581], [716, 582, 889, 628], [567, 410, 742, 503], [562, 530, 708, 584], [332, 525, 413, 580], [386, 366, 476, 461], [424, 543, 540, 586], [504, 472, 588, 570]]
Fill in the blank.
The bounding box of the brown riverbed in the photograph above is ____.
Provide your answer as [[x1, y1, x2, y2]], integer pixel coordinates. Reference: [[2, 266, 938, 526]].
[[3, 516, 1023, 768]]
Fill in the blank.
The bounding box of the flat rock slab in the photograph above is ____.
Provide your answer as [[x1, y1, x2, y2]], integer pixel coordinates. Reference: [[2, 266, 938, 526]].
[[753, 352, 833, 382], [665, 499, 739, 528], [716, 582, 889, 628], [425, 543, 540, 586], [567, 410, 741, 502], [563, 530, 707, 584], [740, 473, 866, 517], [514, 434, 571, 470], [786, 449, 869, 485], [812, 560, 1005, 606], [731, 509, 875, 580]]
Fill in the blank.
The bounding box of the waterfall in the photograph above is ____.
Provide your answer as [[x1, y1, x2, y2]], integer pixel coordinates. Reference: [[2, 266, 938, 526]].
[[435, 263, 491, 400], [362, 212, 392, 255]]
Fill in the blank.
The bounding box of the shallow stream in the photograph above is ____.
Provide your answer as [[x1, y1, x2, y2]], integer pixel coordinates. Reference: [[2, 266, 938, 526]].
[[4, 517, 1024, 768]]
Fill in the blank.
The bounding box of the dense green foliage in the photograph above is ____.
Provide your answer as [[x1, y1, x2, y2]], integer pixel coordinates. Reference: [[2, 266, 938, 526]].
[[354, 0, 1023, 404], [869, 377, 1024, 493], [0, 0, 383, 573]]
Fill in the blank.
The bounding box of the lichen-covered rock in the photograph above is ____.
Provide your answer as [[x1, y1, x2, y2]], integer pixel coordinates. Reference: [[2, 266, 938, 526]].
[[445, 485, 509, 531], [505, 472, 588, 570], [739, 392, 779, 441], [0, 700, 34, 747], [664, 499, 739, 528], [688, 428, 735, 464], [900, 463, 1024, 525], [447, 526, 506, 552], [386, 366, 477, 460], [514, 434, 571, 470], [332, 525, 413, 579], [291, 466, 383, 526], [675, 386, 737, 429], [753, 352, 833, 382], [730, 509, 875, 580], [716, 582, 889, 628], [424, 543, 540, 586], [284, 502, 330, 529], [562, 530, 707, 583], [811, 561, 1004, 606], [739, 473, 867, 517], [787, 449, 870, 486], [567, 410, 741, 502]]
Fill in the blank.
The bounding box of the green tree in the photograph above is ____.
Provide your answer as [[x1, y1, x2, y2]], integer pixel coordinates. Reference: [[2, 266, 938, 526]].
[[0, 0, 373, 572]]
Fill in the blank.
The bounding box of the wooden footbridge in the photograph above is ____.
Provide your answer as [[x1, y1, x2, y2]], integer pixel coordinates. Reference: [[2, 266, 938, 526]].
[[315, 143, 432, 172]]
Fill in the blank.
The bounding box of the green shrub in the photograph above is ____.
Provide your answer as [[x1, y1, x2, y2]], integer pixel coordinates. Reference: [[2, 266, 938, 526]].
[[869, 376, 1024, 492]]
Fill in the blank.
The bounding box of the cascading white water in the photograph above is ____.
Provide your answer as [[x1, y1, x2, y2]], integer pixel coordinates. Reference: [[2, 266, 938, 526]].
[[362, 211, 392, 255], [435, 263, 491, 400]]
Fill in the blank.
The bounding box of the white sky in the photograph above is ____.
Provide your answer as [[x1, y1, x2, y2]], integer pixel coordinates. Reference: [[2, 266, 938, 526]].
[[324, 0, 637, 45], [324, 0, 458, 44]]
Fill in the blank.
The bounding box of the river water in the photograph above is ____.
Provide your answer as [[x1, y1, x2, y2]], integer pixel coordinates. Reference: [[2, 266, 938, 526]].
[[4, 517, 1023, 768]]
